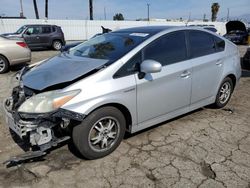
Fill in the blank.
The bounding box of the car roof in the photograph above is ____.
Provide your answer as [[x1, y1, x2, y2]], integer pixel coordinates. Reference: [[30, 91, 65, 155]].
[[112, 26, 176, 35], [23, 24, 58, 27]]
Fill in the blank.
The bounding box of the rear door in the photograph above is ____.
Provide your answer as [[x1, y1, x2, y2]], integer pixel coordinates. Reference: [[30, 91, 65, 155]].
[[39, 26, 52, 46], [188, 30, 224, 104], [136, 31, 192, 124]]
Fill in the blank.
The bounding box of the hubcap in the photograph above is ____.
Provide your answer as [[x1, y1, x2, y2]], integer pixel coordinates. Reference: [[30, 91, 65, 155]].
[[54, 41, 61, 50], [88, 117, 120, 152], [0, 58, 5, 72], [219, 82, 231, 104]]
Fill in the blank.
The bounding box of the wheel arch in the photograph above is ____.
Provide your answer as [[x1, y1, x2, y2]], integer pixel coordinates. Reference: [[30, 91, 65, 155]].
[[51, 38, 63, 46], [87, 103, 133, 133], [0, 53, 10, 64], [226, 74, 236, 90]]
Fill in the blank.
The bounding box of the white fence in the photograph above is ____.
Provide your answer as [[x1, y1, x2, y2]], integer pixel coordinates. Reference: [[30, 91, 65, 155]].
[[0, 19, 227, 40]]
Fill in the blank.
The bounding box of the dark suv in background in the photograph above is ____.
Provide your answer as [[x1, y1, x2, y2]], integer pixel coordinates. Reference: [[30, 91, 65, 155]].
[[2, 24, 65, 50]]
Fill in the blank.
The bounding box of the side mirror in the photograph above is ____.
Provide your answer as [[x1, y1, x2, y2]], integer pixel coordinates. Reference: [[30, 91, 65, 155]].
[[140, 59, 162, 74], [25, 31, 31, 35]]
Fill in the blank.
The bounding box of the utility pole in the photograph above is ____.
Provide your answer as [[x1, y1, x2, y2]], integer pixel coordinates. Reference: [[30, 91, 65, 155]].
[[104, 6, 106, 20], [147, 3, 150, 21], [20, 0, 24, 17], [188, 12, 191, 21], [33, 0, 39, 19], [203, 14, 206, 21], [45, 0, 48, 19], [89, 0, 93, 20], [227, 8, 230, 21]]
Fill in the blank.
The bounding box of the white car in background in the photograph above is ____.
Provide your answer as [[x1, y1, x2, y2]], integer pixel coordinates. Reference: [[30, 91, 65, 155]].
[[0, 36, 31, 73]]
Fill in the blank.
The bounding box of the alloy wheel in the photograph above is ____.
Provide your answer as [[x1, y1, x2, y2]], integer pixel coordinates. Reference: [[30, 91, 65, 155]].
[[0, 58, 5, 72], [88, 117, 120, 152], [219, 82, 231, 104]]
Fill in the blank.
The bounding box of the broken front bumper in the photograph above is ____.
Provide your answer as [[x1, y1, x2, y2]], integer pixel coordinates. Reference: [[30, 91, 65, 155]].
[[3, 96, 86, 165]]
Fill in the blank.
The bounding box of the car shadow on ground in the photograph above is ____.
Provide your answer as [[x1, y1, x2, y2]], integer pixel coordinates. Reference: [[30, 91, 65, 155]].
[[9, 63, 27, 72]]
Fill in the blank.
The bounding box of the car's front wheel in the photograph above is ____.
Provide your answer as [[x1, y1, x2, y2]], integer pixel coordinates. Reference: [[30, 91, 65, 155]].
[[0, 55, 9, 74], [52, 40, 62, 50], [214, 77, 234, 108], [72, 106, 126, 159]]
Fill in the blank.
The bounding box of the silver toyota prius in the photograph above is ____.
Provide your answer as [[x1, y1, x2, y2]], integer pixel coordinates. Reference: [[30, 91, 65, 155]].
[[4, 26, 241, 163]]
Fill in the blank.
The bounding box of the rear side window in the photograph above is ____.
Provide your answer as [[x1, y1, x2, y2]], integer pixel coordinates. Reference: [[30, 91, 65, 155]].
[[214, 36, 225, 52], [144, 31, 187, 66], [42, 26, 51, 34], [52, 26, 56, 32], [189, 31, 216, 58]]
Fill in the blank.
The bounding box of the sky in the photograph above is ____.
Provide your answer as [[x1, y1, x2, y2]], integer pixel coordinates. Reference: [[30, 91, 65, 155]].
[[0, 0, 249, 21]]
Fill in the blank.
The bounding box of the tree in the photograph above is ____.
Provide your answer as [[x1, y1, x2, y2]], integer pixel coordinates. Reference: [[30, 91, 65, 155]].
[[33, 0, 39, 19], [113, 13, 124, 21], [211, 3, 220, 22], [45, 0, 48, 19], [89, 0, 93, 20]]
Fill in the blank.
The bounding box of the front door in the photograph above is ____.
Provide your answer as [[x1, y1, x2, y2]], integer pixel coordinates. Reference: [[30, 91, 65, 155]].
[[23, 26, 41, 47], [136, 31, 192, 124]]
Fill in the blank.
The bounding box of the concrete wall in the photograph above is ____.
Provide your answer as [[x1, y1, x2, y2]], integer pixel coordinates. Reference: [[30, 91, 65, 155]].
[[0, 19, 227, 40]]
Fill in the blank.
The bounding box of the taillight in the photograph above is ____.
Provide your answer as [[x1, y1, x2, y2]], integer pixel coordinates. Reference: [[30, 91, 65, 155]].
[[16, 42, 28, 48]]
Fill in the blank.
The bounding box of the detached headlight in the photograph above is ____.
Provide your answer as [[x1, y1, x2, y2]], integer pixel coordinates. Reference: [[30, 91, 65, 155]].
[[18, 89, 81, 113]]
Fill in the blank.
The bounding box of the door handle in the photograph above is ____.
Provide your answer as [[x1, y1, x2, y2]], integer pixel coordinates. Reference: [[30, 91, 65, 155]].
[[180, 71, 191, 78], [216, 60, 222, 66]]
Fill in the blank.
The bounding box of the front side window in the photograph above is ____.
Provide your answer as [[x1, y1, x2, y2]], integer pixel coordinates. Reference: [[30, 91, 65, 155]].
[[68, 33, 149, 63], [189, 31, 216, 58], [144, 31, 187, 66], [26, 26, 41, 35]]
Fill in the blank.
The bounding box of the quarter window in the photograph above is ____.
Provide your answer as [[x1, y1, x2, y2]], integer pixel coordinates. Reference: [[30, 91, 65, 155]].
[[214, 36, 225, 52], [113, 52, 142, 78], [189, 31, 216, 58], [144, 31, 187, 66]]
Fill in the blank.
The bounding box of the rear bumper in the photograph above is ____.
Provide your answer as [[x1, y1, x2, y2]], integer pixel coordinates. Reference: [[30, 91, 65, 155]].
[[9, 49, 31, 66]]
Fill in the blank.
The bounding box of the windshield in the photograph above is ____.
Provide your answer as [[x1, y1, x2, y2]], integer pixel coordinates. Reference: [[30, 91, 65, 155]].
[[69, 32, 150, 63], [16, 26, 27, 34]]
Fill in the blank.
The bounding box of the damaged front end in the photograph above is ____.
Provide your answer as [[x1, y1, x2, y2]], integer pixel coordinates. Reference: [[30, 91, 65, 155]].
[[3, 78, 84, 166]]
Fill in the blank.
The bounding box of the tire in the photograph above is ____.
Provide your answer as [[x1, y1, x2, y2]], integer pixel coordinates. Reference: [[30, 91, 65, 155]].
[[52, 40, 62, 50], [214, 77, 233, 108], [0, 55, 9, 74], [72, 106, 126, 159]]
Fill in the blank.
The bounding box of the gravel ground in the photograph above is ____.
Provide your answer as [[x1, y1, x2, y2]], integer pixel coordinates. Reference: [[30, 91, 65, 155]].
[[0, 46, 250, 188]]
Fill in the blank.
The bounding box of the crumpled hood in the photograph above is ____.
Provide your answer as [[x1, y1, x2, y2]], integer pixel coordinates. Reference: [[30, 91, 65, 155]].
[[22, 52, 108, 91], [1, 33, 21, 38]]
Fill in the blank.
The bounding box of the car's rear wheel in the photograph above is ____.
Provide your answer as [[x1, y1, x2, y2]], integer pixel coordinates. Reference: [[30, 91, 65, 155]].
[[72, 106, 126, 159], [52, 40, 62, 50], [0, 55, 9, 74], [214, 77, 233, 108]]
